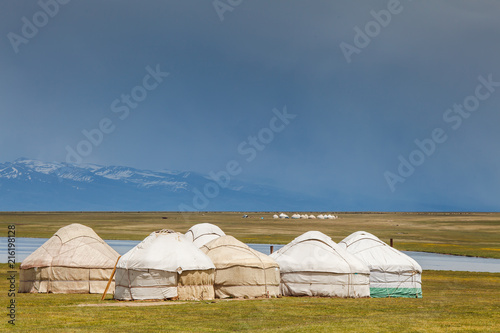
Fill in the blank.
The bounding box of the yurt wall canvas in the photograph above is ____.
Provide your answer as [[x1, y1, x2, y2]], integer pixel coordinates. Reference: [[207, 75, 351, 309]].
[[201, 235, 280, 299], [339, 231, 422, 298], [270, 231, 370, 298], [115, 230, 215, 301], [19, 223, 120, 294]]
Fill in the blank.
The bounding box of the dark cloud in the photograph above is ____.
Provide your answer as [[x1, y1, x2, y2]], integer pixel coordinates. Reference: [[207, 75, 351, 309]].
[[1, 0, 499, 210]]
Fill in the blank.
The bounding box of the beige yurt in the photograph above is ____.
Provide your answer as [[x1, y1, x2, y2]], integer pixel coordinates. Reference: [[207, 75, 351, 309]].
[[19, 223, 120, 294], [339, 231, 422, 298], [184, 223, 225, 248], [114, 230, 215, 301], [270, 231, 370, 298], [200, 235, 280, 298]]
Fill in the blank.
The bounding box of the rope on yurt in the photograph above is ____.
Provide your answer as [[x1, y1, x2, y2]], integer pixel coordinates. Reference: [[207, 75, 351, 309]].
[[254, 250, 269, 297], [387, 270, 420, 298]]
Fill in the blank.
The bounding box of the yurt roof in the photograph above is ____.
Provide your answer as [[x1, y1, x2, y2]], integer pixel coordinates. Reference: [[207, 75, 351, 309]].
[[185, 223, 226, 248], [339, 231, 422, 273], [270, 231, 369, 274], [117, 230, 214, 273], [201, 235, 278, 269], [20, 223, 119, 269]]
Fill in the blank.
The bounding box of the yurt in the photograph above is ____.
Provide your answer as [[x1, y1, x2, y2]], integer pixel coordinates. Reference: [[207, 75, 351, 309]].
[[273, 214, 279, 219], [300, 214, 308, 219], [308, 215, 316, 219], [270, 231, 370, 298], [317, 214, 325, 219], [185, 223, 225, 248], [339, 231, 422, 298], [291, 214, 300, 219], [19, 223, 120, 294], [200, 235, 280, 298], [279, 213, 289, 219], [114, 230, 215, 301]]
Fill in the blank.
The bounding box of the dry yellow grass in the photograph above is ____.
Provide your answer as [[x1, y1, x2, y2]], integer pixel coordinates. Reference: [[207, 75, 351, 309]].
[[1, 211, 499, 257]]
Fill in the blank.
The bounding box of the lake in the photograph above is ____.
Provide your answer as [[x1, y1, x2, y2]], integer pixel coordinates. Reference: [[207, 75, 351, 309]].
[[2, 238, 500, 273]]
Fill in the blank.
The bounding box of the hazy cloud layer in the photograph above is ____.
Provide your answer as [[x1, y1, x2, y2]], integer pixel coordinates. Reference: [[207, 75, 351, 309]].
[[1, 0, 499, 211]]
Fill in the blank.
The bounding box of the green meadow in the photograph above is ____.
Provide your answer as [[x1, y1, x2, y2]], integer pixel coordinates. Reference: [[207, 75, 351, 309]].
[[1, 265, 499, 332]]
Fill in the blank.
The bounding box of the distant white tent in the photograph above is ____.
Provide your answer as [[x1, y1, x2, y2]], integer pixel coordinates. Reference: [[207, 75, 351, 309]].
[[273, 214, 279, 219], [300, 214, 308, 219], [201, 236, 280, 298], [19, 223, 120, 294], [184, 223, 225, 248], [339, 231, 422, 298], [279, 213, 289, 219], [291, 214, 301, 219], [308, 215, 316, 219], [115, 230, 215, 301], [317, 214, 325, 219], [270, 231, 370, 298]]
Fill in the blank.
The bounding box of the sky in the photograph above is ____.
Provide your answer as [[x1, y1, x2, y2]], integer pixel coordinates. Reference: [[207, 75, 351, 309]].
[[1, 0, 500, 211]]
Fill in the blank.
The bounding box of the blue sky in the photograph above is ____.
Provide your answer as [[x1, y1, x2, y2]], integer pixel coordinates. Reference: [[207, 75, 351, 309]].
[[1, 0, 500, 211]]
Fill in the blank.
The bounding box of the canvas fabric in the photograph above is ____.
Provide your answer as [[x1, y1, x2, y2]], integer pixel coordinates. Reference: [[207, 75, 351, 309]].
[[19, 267, 114, 294], [20, 224, 119, 269], [115, 268, 215, 300], [19, 224, 120, 294], [213, 266, 280, 298], [201, 235, 280, 298], [114, 230, 215, 301], [185, 223, 226, 248], [339, 231, 422, 298], [270, 231, 370, 298], [279, 272, 370, 297]]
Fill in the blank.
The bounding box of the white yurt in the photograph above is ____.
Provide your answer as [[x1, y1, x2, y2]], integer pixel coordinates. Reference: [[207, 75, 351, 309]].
[[308, 215, 316, 219], [317, 214, 325, 219], [114, 230, 215, 301], [273, 214, 279, 219], [184, 223, 225, 248], [339, 231, 422, 298], [19, 223, 120, 294], [291, 214, 301, 219], [300, 214, 308, 219], [279, 213, 289, 219], [200, 235, 280, 298], [270, 231, 370, 298]]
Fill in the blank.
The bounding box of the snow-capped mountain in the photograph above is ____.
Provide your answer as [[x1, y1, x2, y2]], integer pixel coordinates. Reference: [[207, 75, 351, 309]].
[[0, 158, 189, 189], [0, 158, 326, 211]]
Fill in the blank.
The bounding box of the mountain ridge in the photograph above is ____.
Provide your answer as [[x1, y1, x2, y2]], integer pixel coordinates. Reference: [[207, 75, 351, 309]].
[[0, 158, 328, 211]]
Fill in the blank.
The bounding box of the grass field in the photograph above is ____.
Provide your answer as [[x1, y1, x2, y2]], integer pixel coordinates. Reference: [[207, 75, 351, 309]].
[[1, 211, 499, 258], [1, 264, 499, 332]]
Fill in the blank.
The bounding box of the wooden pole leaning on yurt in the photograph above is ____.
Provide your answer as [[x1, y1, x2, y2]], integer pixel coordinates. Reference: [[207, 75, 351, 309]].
[[101, 255, 121, 301]]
